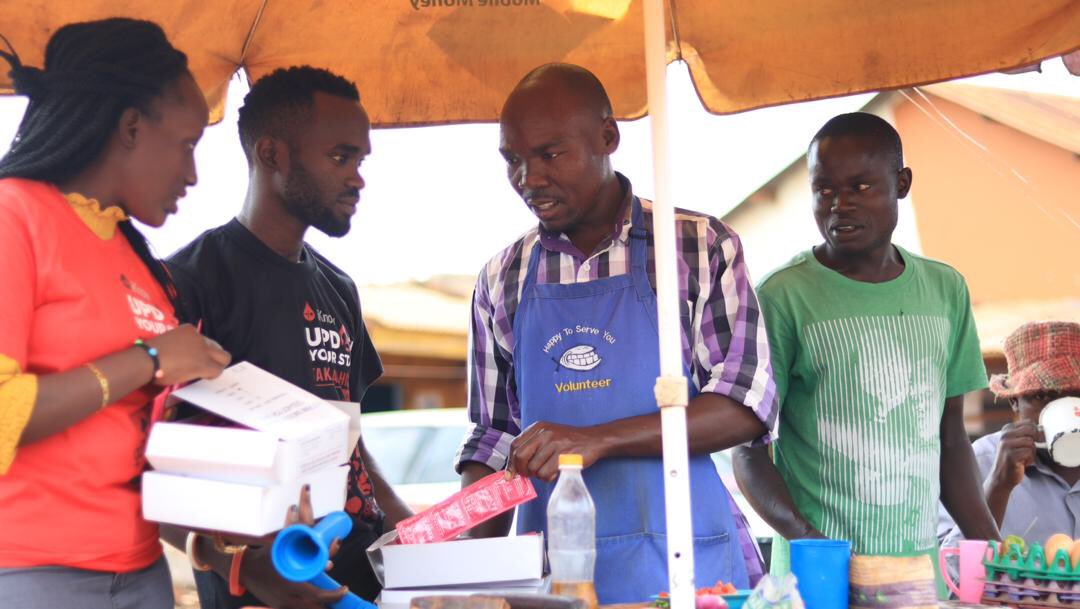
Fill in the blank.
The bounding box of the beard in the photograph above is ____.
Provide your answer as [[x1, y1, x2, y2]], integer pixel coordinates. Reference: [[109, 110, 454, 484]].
[[283, 159, 352, 237]]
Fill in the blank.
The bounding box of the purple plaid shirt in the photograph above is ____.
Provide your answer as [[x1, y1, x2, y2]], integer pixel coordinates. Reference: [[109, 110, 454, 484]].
[[457, 175, 778, 472]]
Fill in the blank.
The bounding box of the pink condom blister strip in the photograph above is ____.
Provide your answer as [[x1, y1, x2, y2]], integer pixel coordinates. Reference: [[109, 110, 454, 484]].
[[395, 472, 536, 544]]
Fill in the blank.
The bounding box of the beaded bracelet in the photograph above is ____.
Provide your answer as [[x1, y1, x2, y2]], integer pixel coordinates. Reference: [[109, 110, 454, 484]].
[[133, 339, 162, 380]]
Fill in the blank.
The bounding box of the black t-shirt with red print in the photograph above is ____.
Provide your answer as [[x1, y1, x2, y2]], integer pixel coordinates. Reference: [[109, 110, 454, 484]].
[[168, 218, 384, 601]]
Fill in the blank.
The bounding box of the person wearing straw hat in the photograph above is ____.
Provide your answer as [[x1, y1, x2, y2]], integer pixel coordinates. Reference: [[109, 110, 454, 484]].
[[456, 63, 778, 603], [939, 321, 1080, 546], [733, 112, 1001, 577]]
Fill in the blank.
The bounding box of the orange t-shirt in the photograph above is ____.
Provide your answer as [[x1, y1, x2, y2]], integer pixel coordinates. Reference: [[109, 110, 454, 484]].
[[0, 178, 177, 571]]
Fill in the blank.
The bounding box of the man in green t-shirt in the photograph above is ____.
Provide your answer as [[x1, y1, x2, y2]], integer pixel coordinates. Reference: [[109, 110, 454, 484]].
[[733, 112, 1000, 573]]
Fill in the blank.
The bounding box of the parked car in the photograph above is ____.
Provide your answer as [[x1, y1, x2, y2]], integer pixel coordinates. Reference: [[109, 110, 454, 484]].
[[361, 408, 470, 512], [361, 408, 776, 550]]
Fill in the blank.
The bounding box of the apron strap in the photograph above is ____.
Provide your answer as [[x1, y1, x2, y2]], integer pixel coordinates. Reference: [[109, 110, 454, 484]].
[[521, 197, 651, 300], [521, 238, 543, 296], [628, 197, 652, 302]]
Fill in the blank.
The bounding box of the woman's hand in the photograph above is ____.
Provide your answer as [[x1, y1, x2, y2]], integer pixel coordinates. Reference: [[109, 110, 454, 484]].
[[237, 486, 348, 609], [145, 324, 231, 385]]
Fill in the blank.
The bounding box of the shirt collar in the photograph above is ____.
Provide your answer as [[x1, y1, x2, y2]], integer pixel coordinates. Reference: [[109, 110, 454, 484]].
[[64, 192, 128, 240], [1029, 452, 1080, 489], [536, 172, 636, 258]]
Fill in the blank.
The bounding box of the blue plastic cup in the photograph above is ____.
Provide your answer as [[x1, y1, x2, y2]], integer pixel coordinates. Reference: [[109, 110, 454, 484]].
[[790, 539, 851, 609]]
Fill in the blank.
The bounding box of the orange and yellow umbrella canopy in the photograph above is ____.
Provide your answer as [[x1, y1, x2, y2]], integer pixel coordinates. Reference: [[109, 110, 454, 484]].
[[1, 0, 1077, 126]]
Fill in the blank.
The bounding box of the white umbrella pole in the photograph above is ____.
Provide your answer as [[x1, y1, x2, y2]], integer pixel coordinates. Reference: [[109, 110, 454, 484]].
[[643, 1, 696, 609]]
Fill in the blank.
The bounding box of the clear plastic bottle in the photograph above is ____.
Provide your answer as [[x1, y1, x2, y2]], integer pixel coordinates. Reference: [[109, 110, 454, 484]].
[[547, 453, 598, 609]]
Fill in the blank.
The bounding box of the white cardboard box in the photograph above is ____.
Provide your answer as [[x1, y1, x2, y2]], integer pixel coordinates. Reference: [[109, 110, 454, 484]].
[[326, 400, 362, 455], [368, 531, 545, 590], [378, 577, 550, 609], [145, 362, 350, 484], [142, 465, 348, 536], [146, 423, 319, 486]]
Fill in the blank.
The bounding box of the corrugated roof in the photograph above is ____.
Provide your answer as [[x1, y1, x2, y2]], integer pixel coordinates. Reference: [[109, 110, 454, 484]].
[[919, 83, 1080, 154], [359, 281, 471, 337]]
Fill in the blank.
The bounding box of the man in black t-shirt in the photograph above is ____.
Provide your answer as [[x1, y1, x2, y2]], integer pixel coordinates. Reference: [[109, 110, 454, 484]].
[[166, 67, 411, 609]]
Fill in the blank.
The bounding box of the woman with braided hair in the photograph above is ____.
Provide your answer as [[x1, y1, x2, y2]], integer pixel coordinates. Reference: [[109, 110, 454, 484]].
[[0, 18, 231, 608]]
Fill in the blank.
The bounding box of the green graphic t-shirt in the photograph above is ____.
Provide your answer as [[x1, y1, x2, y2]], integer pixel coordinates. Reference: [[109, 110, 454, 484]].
[[757, 246, 987, 573]]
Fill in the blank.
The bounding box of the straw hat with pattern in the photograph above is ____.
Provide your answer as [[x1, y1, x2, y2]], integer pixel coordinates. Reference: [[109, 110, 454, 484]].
[[989, 321, 1080, 398]]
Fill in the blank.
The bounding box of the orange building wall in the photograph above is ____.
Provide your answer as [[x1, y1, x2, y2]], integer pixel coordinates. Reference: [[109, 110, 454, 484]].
[[893, 97, 1080, 305]]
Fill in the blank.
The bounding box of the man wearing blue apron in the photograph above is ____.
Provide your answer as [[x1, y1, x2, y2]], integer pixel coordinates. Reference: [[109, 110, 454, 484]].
[[456, 64, 779, 604]]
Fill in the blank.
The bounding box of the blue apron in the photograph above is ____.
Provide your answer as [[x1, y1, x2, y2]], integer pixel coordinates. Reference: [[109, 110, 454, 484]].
[[513, 198, 748, 604]]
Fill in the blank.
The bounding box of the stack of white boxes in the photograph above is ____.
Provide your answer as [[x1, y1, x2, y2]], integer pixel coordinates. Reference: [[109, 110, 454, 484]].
[[142, 362, 354, 536], [368, 532, 548, 609]]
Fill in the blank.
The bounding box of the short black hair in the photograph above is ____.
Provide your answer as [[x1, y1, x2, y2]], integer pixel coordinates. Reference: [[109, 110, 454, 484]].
[[513, 63, 613, 120], [237, 66, 360, 163], [810, 112, 904, 171]]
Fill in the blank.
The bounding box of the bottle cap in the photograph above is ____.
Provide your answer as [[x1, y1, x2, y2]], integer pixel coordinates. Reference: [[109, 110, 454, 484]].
[[558, 453, 584, 467]]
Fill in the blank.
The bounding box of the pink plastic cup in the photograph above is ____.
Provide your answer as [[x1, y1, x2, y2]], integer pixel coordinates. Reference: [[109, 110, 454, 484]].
[[939, 539, 990, 603]]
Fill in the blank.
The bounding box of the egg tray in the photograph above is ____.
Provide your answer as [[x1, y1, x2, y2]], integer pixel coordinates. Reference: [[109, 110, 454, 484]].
[[980, 541, 1080, 609], [983, 541, 1080, 582], [980, 577, 1080, 609]]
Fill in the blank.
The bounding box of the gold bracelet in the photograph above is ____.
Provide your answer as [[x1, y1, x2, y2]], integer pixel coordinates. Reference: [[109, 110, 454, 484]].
[[212, 534, 248, 555], [85, 362, 109, 409]]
